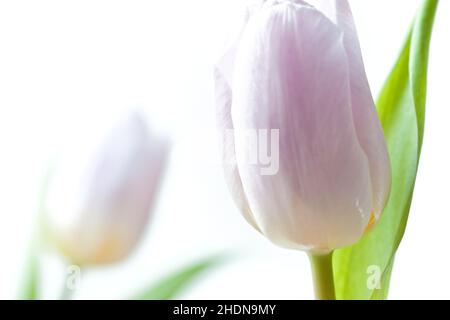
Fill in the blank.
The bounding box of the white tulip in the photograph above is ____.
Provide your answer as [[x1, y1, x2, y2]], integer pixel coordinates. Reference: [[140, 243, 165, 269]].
[[44, 113, 169, 265]]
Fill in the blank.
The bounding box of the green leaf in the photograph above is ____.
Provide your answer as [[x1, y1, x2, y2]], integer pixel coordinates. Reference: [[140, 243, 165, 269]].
[[18, 163, 55, 300], [131, 255, 226, 300], [18, 244, 40, 300], [370, 257, 394, 300], [333, 0, 438, 300]]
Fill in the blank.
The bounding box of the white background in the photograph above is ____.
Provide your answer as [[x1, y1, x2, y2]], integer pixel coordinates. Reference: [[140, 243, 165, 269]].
[[0, 0, 449, 300]]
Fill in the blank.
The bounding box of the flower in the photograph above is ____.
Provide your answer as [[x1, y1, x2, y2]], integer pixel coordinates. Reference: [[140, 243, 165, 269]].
[[215, 0, 391, 253], [44, 113, 169, 265]]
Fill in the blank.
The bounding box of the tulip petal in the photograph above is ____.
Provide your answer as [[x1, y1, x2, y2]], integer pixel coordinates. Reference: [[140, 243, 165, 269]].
[[309, 0, 391, 220], [214, 8, 261, 231], [232, 2, 373, 251], [48, 113, 169, 265], [80, 114, 169, 264]]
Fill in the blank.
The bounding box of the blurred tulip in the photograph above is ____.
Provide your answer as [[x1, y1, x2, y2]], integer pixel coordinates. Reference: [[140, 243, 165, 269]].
[[215, 0, 391, 253], [44, 113, 169, 265]]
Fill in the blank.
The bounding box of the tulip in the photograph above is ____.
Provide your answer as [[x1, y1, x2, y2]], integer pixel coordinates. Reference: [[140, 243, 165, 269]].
[[44, 113, 169, 266], [215, 0, 391, 254]]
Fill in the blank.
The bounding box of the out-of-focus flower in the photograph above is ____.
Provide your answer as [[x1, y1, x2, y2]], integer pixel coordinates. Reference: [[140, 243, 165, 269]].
[[215, 0, 391, 253], [44, 113, 169, 265]]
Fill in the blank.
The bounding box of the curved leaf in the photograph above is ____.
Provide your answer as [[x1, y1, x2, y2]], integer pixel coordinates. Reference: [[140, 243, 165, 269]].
[[131, 255, 226, 300], [333, 0, 438, 300], [18, 245, 40, 300], [18, 165, 54, 300]]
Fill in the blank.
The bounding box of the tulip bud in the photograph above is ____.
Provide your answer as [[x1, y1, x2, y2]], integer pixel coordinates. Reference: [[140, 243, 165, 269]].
[[44, 113, 169, 265], [215, 0, 391, 253]]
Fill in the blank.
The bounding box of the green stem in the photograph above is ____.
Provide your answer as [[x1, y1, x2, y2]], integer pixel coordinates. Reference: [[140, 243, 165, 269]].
[[308, 252, 336, 300]]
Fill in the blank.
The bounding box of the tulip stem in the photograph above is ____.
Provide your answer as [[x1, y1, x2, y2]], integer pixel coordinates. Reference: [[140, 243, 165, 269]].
[[308, 252, 336, 300]]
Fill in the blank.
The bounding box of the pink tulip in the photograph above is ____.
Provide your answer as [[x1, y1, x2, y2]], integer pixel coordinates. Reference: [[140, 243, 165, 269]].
[[215, 0, 391, 253], [45, 113, 169, 265]]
